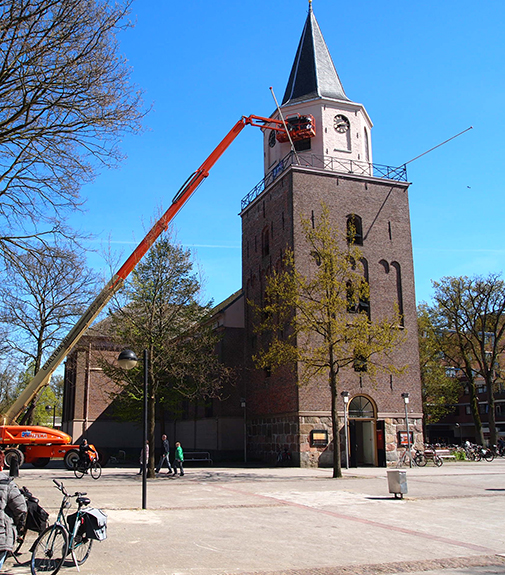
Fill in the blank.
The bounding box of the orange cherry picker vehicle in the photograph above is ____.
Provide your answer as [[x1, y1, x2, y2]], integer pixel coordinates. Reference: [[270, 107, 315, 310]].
[[0, 112, 316, 468]]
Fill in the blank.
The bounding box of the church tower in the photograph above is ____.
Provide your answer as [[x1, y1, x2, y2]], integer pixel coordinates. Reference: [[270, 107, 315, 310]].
[[241, 4, 422, 467], [265, 3, 373, 173]]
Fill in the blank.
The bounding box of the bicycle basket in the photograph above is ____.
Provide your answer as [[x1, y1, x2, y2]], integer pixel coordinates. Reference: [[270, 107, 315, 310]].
[[82, 508, 107, 541]]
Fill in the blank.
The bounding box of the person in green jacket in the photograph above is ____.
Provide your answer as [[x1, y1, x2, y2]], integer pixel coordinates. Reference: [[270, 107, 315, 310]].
[[174, 442, 184, 476]]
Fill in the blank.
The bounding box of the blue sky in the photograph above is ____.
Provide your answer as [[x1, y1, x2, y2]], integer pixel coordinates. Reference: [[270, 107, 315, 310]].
[[73, 0, 505, 308]]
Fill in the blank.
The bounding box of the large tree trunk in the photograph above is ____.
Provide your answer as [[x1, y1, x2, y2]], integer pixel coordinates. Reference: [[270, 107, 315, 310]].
[[468, 379, 485, 445], [487, 377, 496, 446]]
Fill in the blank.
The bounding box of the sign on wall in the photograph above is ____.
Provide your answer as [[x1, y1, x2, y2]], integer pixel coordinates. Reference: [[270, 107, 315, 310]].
[[397, 431, 414, 447]]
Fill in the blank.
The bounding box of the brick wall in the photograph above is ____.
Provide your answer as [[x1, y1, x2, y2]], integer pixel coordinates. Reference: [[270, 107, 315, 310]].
[[241, 165, 423, 465]]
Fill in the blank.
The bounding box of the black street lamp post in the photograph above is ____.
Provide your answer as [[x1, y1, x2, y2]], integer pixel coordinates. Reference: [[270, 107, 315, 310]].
[[118, 349, 148, 510], [341, 391, 350, 469], [401, 392, 411, 468]]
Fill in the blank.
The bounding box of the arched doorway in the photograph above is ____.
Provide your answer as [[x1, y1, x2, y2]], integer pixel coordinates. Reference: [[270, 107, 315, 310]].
[[348, 396, 377, 467]]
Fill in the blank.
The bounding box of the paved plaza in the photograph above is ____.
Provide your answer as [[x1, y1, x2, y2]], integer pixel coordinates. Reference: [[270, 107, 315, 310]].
[[4, 459, 505, 575]]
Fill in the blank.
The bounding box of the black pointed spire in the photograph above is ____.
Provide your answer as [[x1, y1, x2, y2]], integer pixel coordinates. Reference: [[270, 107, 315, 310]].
[[282, 6, 349, 106]]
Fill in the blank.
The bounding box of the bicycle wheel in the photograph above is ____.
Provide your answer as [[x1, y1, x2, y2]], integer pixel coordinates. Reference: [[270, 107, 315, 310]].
[[90, 461, 102, 480], [31, 524, 68, 575], [73, 466, 85, 479], [484, 451, 495, 462], [434, 455, 443, 467], [414, 453, 427, 467], [70, 533, 93, 565]]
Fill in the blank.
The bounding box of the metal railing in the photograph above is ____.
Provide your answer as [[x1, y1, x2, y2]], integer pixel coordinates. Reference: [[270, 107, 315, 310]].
[[240, 151, 408, 211]]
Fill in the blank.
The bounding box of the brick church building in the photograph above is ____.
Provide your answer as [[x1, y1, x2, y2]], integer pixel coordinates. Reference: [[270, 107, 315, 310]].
[[62, 5, 423, 467]]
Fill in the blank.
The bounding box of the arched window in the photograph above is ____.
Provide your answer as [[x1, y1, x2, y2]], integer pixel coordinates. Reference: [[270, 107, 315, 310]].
[[364, 127, 370, 163], [348, 396, 375, 419], [262, 227, 270, 257], [346, 214, 363, 245], [379, 259, 390, 274], [360, 257, 369, 282], [391, 261, 404, 326], [347, 258, 369, 317]]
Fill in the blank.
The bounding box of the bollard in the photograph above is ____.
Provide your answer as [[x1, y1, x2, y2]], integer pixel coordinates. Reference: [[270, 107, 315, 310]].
[[9, 457, 19, 478]]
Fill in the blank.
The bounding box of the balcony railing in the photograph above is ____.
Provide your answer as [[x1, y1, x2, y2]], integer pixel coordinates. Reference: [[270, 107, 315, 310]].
[[241, 151, 408, 211]]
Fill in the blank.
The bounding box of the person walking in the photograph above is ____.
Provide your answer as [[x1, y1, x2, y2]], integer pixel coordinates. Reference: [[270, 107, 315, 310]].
[[173, 442, 184, 476], [155, 434, 173, 474], [0, 450, 27, 570]]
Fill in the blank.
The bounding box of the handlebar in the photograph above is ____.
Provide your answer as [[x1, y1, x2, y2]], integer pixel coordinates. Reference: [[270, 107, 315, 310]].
[[52, 479, 86, 498]]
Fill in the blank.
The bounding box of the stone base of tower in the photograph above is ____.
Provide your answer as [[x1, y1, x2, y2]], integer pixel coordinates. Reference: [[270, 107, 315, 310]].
[[246, 415, 301, 466], [247, 414, 424, 468]]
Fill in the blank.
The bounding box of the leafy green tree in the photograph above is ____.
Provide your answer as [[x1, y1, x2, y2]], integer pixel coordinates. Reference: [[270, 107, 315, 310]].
[[252, 206, 405, 478], [102, 233, 233, 477], [429, 274, 505, 445], [1, 364, 60, 425], [417, 304, 461, 427]]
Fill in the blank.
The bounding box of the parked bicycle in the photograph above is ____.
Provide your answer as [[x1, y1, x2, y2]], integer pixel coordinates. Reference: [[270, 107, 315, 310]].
[[396, 448, 418, 467], [464, 442, 494, 462], [31, 479, 106, 575], [474, 445, 495, 462], [413, 444, 443, 467]]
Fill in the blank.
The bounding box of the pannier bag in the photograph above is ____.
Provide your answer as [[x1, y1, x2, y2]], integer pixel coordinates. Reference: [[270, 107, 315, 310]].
[[67, 508, 107, 541], [20, 486, 49, 533], [83, 508, 108, 541]]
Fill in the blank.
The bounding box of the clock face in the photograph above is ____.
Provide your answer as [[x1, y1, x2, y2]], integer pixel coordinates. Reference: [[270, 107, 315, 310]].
[[268, 130, 276, 147], [334, 114, 350, 133]]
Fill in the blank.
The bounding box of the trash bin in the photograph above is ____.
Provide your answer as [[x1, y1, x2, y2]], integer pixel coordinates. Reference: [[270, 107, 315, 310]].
[[387, 469, 407, 499]]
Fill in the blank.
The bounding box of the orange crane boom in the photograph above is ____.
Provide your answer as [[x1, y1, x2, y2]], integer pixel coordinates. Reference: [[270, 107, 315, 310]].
[[0, 112, 315, 465]]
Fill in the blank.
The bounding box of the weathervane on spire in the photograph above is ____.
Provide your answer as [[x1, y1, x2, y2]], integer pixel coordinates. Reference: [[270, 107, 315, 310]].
[[309, 0, 313, 12]]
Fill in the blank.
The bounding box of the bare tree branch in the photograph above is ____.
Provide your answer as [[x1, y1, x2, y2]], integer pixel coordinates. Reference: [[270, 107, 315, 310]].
[[0, 0, 147, 260]]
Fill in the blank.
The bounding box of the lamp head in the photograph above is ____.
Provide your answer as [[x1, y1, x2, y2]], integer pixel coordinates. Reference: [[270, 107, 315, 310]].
[[341, 391, 350, 403], [117, 349, 139, 370], [401, 392, 410, 404]]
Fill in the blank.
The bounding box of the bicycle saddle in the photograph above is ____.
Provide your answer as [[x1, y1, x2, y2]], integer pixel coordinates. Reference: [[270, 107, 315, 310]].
[[77, 496, 91, 506]]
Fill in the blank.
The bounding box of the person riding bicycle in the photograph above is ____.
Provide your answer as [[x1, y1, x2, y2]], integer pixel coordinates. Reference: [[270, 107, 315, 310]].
[[78, 439, 93, 470], [0, 450, 27, 570]]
